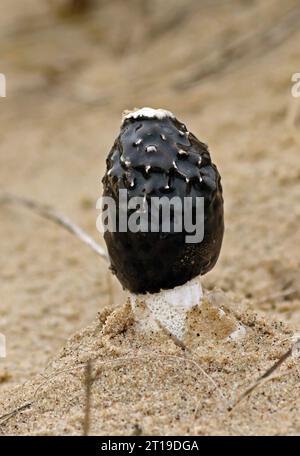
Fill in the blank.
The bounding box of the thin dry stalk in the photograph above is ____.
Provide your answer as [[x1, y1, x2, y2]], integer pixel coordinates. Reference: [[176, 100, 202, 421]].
[[83, 360, 92, 436], [230, 338, 300, 411], [0, 402, 33, 426], [257, 288, 297, 304], [0, 192, 108, 261], [177, 5, 300, 89]]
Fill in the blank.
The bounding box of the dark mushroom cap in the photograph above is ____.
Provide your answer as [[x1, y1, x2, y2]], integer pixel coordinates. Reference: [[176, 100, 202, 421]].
[[102, 109, 224, 293]]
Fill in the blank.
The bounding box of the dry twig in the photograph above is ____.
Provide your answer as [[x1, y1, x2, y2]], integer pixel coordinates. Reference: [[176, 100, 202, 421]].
[[176, 5, 300, 89], [256, 288, 297, 304], [83, 360, 92, 436], [0, 192, 108, 261], [0, 402, 33, 426], [230, 338, 300, 411]]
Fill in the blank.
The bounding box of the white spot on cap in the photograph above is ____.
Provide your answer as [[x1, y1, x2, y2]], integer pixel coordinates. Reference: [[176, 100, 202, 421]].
[[178, 149, 188, 155], [134, 139, 142, 146], [146, 145, 157, 153], [145, 165, 151, 173], [122, 107, 175, 123]]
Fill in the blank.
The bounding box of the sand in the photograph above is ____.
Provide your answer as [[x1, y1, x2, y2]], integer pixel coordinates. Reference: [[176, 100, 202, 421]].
[[0, 0, 300, 435]]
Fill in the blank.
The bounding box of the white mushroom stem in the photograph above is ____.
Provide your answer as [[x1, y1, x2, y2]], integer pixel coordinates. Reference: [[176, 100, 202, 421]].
[[129, 276, 203, 341]]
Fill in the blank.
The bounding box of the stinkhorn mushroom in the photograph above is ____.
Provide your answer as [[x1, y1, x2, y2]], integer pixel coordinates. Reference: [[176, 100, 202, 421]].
[[102, 107, 224, 340]]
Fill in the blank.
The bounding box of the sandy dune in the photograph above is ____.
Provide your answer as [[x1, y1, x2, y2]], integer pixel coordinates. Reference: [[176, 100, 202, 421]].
[[0, 0, 300, 435]]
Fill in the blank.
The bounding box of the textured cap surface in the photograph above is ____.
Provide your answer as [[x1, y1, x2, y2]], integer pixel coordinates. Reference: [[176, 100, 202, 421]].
[[102, 109, 224, 293]]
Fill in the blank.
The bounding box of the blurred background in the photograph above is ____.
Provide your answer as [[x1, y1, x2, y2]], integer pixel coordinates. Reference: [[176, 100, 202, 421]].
[[0, 0, 300, 390]]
